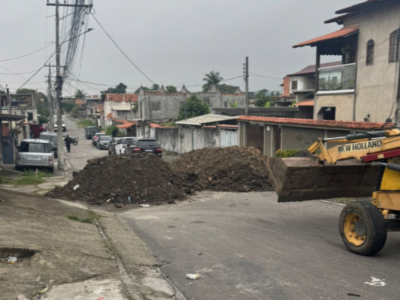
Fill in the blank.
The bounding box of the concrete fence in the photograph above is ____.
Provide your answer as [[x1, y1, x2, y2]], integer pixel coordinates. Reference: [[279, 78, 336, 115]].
[[154, 127, 238, 154]]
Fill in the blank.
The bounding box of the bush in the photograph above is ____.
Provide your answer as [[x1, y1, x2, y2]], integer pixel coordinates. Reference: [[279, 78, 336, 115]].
[[106, 125, 119, 136], [38, 116, 48, 124], [275, 149, 300, 158], [77, 119, 95, 128]]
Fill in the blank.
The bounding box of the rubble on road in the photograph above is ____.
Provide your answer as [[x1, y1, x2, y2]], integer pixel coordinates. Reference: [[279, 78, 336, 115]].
[[171, 146, 273, 193], [47, 147, 273, 206], [46, 154, 185, 205]]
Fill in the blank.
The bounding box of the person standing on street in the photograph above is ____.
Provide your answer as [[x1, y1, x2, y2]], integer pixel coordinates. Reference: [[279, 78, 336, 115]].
[[112, 127, 118, 138], [64, 134, 72, 153]]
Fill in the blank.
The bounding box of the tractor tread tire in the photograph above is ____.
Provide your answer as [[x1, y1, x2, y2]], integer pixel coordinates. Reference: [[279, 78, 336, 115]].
[[339, 201, 387, 256]]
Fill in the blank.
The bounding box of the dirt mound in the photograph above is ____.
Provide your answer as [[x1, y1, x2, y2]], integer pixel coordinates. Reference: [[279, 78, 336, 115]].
[[171, 146, 272, 193], [47, 154, 185, 205]]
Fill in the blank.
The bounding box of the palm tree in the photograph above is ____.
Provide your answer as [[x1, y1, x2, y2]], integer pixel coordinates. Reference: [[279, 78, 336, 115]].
[[202, 71, 223, 92], [74, 89, 86, 99]]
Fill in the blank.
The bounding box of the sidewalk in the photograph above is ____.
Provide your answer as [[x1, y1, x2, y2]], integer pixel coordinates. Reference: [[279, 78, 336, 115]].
[[0, 189, 184, 300]]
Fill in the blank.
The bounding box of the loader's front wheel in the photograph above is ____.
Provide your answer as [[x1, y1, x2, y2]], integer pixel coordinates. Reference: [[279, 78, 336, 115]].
[[339, 201, 387, 256]]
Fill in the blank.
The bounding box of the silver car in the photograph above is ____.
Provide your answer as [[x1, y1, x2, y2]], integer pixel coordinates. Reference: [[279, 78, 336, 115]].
[[16, 139, 55, 173]]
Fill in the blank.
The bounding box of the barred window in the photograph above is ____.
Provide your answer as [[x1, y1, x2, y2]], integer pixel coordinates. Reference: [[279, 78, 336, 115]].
[[389, 30, 399, 62], [366, 40, 374, 65]]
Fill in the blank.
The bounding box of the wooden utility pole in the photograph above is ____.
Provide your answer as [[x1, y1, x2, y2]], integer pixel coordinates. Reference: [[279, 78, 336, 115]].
[[47, 66, 54, 132], [244, 57, 249, 116]]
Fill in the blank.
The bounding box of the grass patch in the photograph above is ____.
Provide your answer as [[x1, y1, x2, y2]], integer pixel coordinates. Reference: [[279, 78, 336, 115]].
[[0, 177, 10, 184], [103, 240, 114, 255], [11, 170, 50, 185], [77, 119, 95, 129], [67, 210, 101, 224]]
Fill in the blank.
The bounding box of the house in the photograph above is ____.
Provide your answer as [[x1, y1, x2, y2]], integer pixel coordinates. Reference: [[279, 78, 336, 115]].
[[293, 0, 400, 124], [273, 77, 295, 107], [149, 114, 239, 154], [103, 93, 139, 126], [237, 116, 392, 156], [75, 99, 85, 106], [213, 107, 313, 119]]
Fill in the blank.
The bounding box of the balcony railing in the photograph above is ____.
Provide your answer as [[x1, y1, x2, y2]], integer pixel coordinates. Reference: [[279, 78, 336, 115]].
[[318, 63, 356, 93]]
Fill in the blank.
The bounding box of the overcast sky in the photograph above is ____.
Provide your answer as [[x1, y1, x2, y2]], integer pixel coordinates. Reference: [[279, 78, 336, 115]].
[[0, 0, 361, 96]]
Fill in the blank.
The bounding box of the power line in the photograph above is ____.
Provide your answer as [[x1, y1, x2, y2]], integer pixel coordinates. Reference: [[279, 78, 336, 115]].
[[0, 44, 54, 63], [250, 73, 283, 80], [90, 11, 155, 84], [0, 68, 43, 75]]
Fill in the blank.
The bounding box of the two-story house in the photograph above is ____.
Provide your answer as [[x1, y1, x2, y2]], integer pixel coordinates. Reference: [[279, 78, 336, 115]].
[[294, 0, 400, 124], [103, 93, 139, 125]]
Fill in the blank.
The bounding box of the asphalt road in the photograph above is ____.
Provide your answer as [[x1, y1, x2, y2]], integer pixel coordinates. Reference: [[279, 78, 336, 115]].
[[64, 117, 108, 171], [120, 192, 400, 300]]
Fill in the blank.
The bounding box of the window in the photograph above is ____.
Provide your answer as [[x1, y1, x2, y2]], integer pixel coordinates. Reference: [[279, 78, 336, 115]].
[[366, 40, 374, 65], [291, 80, 298, 91], [389, 30, 399, 62]]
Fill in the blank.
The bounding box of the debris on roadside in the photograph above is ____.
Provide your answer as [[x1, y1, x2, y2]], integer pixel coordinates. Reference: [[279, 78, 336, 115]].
[[186, 274, 200, 280], [46, 154, 185, 205], [140, 204, 150, 208], [17, 295, 29, 300], [347, 293, 361, 297], [7, 256, 17, 264], [73, 184, 80, 191], [171, 146, 272, 193]]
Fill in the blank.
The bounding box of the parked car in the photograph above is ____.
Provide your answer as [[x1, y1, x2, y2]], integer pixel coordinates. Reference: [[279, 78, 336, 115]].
[[92, 133, 106, 146], [54, 122, 66, 132], [15, 139, 55, 173], [85, 126, 100, 139], [115, 137, 136, 155], [125, 138, 162, 158], [96, 135, 112, 150], [39, 132, 58, 158], [108, 137, 122, 155]]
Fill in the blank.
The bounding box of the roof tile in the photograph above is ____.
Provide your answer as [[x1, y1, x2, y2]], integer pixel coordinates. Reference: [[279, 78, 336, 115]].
[[238, 116, 393, 130], [105, 93, 138, 102], [293, 26, 359, 48], [296, 100, 314, 107]]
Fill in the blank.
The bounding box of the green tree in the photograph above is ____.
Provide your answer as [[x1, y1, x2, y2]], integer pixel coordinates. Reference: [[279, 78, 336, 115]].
[[101, 83, 127, 95], [202, 71, 223, 92], [177, 95, 210, 121], [264, 101, 271, 108], [166, 85, 178, 93], [38, 116, 48, 124], [134, 86, 151, 94], [74, 89, 86, 99], [151, 84, 160, 90], [62, 101, 75, 113], [217, 84, 239, 93], [255, 89, 273, 107], [227, 100, 238, 108]]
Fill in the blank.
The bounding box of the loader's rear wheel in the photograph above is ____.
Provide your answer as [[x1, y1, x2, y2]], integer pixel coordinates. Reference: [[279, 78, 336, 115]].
[[339, 201, 387, 256]]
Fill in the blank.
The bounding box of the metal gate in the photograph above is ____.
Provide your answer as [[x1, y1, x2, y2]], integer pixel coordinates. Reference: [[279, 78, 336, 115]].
[[2, 136, 14, 164], [246, 124, 264, 153], [221, 130, 238, 147]]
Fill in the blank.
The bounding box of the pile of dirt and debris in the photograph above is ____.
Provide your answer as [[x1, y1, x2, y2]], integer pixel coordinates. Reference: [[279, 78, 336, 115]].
[[171, 146, 272, 193], [47, 154, 185, 205]]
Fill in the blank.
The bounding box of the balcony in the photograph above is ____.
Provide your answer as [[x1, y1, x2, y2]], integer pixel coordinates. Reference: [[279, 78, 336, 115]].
[[317, 63, 355, 94]]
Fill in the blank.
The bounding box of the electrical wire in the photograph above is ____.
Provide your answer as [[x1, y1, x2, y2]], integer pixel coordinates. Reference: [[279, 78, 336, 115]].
[[0, 69, 43, 75], [250, 73, 283, 80], [0, 44, 54, 63], [90, 11, 155, 84]]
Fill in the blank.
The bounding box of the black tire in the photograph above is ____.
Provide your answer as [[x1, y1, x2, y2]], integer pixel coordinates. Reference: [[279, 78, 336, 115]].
[[15, 165, 22, 171], [339, 201, 387, 256], [73, 140, 78, 145], [49, 167, 54, 174]]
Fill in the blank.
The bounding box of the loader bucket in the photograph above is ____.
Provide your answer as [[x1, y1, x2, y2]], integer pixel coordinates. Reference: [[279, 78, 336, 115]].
[[265, 157, 381, 202]]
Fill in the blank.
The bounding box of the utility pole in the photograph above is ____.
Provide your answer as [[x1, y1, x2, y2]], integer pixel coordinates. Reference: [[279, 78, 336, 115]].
[[244, 57, 249, 116], [6, 85, 11, 114], [47, 0, 93, 170], [47, 66, 54, 131], [54, 1, 65, 170]]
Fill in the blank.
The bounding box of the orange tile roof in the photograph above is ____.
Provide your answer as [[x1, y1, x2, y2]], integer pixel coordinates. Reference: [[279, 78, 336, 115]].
[[75, 99, 84, 106], [221, 93, 245, 96], [150, 123, 162, 128], [238, 116, 393, 130], [293, 26, 358, 48], [106, 113, 112, 119], [203, 126, 217, 129], [218, 124, 238, 129], [116, 121, 136, 129], [296, 100, 314, 107], [105, 93, 138, 102]]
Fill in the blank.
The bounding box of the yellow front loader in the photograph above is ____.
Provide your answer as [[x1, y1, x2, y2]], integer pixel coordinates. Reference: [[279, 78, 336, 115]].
[[267, 129, 400, 255]]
